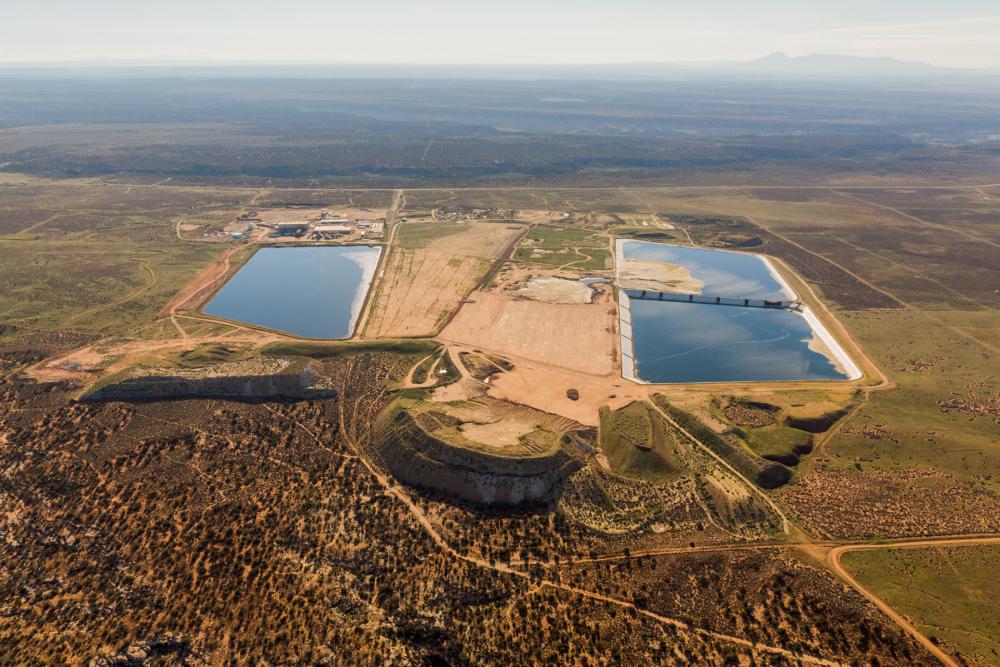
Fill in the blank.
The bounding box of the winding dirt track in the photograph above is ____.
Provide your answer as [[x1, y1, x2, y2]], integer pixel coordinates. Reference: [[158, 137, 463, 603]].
[[646, 400, 791, 535], [323, 360, 842, 666], [826, 537, 1000, 667], [833, 190, 1000, 252], [63, 258, 156, 326], [748, 215, 1000, 357], [329, 350, 1000, 666]]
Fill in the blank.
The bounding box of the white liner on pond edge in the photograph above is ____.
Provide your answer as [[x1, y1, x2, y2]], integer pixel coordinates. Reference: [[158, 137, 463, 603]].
[[801, 306, 863, 381], [342, 246, 383, 336], [615, 238, 861, 383]]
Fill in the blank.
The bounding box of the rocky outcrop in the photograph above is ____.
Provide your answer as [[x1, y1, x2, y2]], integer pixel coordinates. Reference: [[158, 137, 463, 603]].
[[88, 634, 207, 667], [84, 359, 333, 402], [373, 406, 585, 507]]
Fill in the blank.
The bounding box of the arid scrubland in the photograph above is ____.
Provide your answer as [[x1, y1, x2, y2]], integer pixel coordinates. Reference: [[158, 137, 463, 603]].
[[2, 177, 999, 665]]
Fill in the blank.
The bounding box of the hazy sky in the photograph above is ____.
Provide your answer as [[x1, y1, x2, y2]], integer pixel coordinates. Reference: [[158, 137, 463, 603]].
[[3, 1, 999, 68]]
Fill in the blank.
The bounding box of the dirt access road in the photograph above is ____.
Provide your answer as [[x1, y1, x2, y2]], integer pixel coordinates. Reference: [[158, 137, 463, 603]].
[[63, 258, 156, 326], [304, 358, 845, 667], [399, 349, 993, 666], [822, 537, 1000, 667], [158, 244, 244, 338]]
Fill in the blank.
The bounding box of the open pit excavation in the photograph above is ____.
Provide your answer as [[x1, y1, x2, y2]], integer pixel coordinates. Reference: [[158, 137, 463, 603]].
[[616, 239, 861, 384], [5, 174, 993, 667], [372, 396, 590, 506], [5, 22, 1000, 663]]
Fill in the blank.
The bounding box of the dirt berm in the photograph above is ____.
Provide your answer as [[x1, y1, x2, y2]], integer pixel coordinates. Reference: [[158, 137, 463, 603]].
[[373, 404, 587, 507], [84, 359, 334, 402], [653, 396, 793, 488]]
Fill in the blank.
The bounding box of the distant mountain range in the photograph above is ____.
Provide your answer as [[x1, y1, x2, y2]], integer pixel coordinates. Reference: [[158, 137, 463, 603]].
[[0, 53, 992, 83], [740, 52, 958, 77]]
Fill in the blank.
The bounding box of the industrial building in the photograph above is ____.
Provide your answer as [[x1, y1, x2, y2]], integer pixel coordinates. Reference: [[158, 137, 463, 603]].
[[313, 224, 353, 239], [275, 222, 309, 236]]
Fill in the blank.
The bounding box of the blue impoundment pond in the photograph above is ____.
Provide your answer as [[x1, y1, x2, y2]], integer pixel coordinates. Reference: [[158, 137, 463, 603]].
[[203, 245, 381, 339], [618, 240, 856, 383], [620, 239, 795, 300]]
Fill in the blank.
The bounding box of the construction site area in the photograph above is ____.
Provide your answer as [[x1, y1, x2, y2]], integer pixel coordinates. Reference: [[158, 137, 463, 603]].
[[6, 181, 999, 667], [188, 206, 387, 243]]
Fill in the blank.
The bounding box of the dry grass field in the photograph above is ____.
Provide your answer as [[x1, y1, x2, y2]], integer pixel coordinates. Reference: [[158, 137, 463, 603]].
[[841, 545, 1000, 666], [362, 221, 524, 338]]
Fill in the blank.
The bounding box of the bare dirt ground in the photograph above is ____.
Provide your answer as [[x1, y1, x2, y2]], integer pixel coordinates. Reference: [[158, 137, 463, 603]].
[[486, 360, 650, 426], [490, 264, 608, 292], [25, 290, 355, 388], [23, 328, 280, 386], [158, 245, 242, 318], [617, 257, 703, 293], [364, 222, 523, 338], [514, 209, 571, 224], [513, 276, 595, 304], [439, 289, 617, 377], [415, 396, 576, 455]]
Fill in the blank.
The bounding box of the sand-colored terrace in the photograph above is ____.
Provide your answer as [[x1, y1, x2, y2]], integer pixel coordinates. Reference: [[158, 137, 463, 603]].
[[439, 289, 617, 377]]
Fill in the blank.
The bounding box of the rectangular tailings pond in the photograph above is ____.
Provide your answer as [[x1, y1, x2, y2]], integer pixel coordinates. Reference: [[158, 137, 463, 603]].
[[617, 240, 860, 383], [203, 245, 381, 339]]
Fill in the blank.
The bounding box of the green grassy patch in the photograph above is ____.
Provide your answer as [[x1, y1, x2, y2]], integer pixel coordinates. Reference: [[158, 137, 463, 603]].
[[841, 546, 1000, 665], [174, 343, 253, 368], [742, 424, 813, 466], [434, 350, 462, 385], [0, 239, 219, 336], [410, 352, 440, 384], [395, 221, 466, 249], [653, 395, 792, 488], [600, 401, 682, 483], [512, 225, 611, 270], [827, 309, 1000, 481]]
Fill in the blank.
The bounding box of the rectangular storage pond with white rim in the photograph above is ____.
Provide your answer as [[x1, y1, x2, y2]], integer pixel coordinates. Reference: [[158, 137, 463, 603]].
[[203, 245, 381, 339], [616, 240, 860, 384]]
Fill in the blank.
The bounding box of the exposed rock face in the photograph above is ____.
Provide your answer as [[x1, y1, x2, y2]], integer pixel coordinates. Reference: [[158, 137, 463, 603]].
[[374, 407, 586, 507], [88, 634, 206, 666], [84, 359, 333, 402]]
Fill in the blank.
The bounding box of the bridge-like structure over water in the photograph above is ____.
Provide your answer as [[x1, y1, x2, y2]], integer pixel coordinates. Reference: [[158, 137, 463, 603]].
[[622, 288, 801, 311]]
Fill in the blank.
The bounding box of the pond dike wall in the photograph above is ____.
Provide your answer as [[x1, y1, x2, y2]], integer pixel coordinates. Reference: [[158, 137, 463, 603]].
[[84, 360, 333, 402], [373, 408, 584, 507]]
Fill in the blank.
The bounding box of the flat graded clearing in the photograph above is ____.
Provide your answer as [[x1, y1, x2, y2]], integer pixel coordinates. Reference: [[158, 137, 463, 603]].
[[439, 290, 616, 376], [514, 276, 596, 304], [401, 395, 576, 457], [363, 221, 523, 338], [486, 360, 652, 426]]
